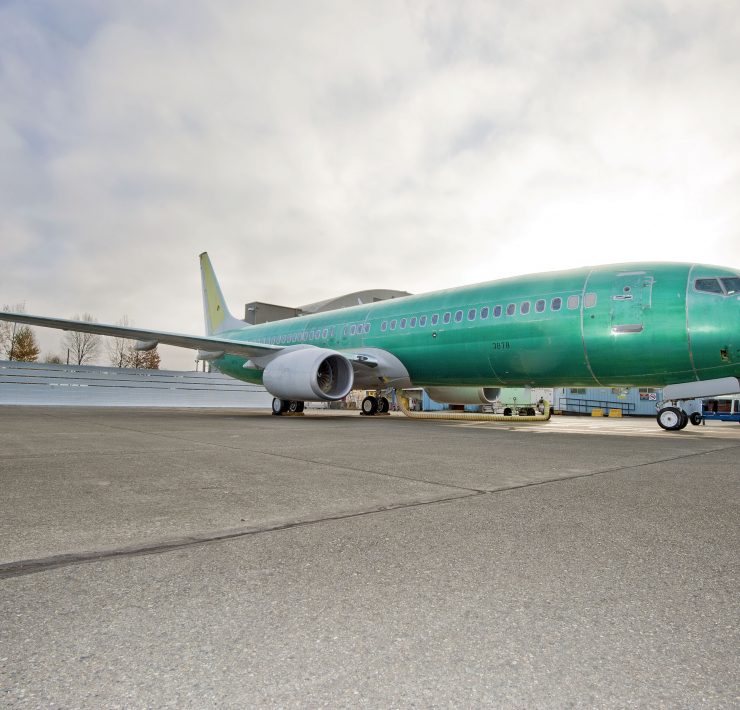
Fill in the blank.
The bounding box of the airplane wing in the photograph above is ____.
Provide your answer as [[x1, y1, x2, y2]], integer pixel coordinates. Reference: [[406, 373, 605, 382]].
[[0, 312, 281, 359]]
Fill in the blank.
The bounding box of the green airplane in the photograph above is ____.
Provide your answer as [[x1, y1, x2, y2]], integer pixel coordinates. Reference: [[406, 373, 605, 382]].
[[2, 253, 738, 431]]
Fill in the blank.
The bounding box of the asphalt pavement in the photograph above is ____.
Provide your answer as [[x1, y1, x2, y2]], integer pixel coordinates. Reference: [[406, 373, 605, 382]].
[[1, 407, 738, 708]]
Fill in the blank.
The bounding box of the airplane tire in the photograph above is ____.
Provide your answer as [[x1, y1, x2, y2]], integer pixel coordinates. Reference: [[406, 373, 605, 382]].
[[287, 400, 303, 414], [656, 406, 683, 431], [503, 407, 512, 416], [689, 412, 702, 426], [678, 411, 689, 430], [377, 397, 390, 414], [362, 396, 378, 415], [272, 398, 289, 416]]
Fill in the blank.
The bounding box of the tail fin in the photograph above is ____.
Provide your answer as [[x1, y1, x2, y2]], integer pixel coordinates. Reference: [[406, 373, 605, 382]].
[[200, 252, 247, 335]]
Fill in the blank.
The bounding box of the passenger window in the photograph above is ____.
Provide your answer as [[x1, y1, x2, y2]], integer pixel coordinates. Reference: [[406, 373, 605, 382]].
[[584, 293, 597, 308], [567, 295, 579, 310], [720, 277, 740, 295], [493, 305, 502, 318], [364, 323, 370, 333], [390, 320, 397, 330], [381, 321, 387, 332], [322, 328, 328, 338], [695, 278, 723, 294], [467, 308, 476, 321], [400, 318, 407, 329], [455, 310, 463, 322], [551, 297, 562, 311], [443, 313, 452, 324], [350, 325, 356, 335], [480, 306, 489, 319], [330, 326, 335, 337], [535, 299, 545, 313], [506, 304, 515, 316], [419, 315, 428, 327], [431, 314, 440, 326], [520, 302, 530, 315], [410, 316, 417, 328]]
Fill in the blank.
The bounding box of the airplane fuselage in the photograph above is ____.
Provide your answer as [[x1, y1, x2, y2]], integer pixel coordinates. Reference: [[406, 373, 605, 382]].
[[214, 262, 740, 390]]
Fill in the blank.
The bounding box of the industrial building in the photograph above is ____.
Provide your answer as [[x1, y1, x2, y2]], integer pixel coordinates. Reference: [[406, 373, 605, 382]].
[[244, 289, 412, 325]]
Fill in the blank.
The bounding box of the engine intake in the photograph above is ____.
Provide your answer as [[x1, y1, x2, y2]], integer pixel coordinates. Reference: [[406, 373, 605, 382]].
[[262, 347, 354, 401]]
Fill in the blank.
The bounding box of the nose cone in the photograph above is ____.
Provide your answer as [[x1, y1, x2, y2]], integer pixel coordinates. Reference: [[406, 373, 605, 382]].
[[687, 267, 740, 377]]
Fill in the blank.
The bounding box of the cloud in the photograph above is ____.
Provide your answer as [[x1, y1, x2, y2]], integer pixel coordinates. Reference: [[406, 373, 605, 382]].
[[1, 0, 739, 367]]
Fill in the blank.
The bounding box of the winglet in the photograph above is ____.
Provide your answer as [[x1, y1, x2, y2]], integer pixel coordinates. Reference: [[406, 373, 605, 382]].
[[200, 253, 247, 335]]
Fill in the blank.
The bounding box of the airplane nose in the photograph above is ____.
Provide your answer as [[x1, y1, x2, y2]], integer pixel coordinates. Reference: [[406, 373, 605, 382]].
[[688, 278, 740, 376]]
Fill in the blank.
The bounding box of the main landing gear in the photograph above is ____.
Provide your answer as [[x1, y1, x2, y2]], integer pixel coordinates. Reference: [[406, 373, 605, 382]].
[[271, 398, 304, 416], [361, 395, 390, 416]]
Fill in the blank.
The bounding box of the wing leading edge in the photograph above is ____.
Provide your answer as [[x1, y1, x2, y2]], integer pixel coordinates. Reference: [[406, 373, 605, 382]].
[[0, 312, 281, 360]]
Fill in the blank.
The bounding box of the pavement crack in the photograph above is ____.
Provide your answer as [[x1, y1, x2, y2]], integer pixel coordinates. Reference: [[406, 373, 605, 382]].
[[0, 491, 484, 579]]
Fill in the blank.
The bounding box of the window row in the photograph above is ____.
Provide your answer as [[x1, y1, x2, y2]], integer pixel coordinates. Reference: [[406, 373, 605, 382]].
[[255, 292, 598, 344], [379, 294, 596, 332], [259, 326, 337, 345]]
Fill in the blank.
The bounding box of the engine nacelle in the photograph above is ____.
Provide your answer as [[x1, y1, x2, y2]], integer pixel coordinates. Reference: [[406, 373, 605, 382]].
[[424, 386, 501, 405], [262, 348, 354, 401]]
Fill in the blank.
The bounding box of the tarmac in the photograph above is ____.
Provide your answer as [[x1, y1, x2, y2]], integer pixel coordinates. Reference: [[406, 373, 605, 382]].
[[1, 406, 738, 708]]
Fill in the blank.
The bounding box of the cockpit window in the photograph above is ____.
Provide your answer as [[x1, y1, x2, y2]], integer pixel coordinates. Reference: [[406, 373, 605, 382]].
[[720, 277, 740, 295], [695, 278, 723, 294]]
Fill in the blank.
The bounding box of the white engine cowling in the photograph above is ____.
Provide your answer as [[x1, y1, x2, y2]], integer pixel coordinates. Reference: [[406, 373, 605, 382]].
[[262, 348, 354, 401], [424, 386, 501, 405]]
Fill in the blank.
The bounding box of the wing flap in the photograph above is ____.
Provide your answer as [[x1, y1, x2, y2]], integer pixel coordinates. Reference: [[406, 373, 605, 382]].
[[0, 313, 280, 359]]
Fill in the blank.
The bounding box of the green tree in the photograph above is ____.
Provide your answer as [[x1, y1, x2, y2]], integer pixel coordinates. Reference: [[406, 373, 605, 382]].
[[11, 325, 40, 362], [1, 303, 25, 359]]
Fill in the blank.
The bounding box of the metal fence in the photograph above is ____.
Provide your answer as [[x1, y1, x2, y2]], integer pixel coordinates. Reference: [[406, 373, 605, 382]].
[[558, 397, 636, 416], [0, 360, 272, 408]]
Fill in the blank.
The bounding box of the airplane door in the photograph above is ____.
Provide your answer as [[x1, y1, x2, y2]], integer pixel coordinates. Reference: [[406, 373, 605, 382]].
[[610, 272, 653, 333], [582, 269, 655, 382]]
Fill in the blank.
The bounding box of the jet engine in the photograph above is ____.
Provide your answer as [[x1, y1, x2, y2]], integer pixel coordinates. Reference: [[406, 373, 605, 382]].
[[424, 386, 501, 405], [262, 348, 354, 401]]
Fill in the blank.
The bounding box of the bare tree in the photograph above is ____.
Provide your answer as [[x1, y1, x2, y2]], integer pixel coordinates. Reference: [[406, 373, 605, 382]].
[[1, 303, 25, 359], [107, 315, 133, 368], [125, 346, 161, 370], [63, 313, 100, 365]]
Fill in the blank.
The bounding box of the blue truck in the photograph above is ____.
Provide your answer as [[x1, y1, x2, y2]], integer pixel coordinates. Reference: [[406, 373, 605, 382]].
[[702, 398, 740, 423]]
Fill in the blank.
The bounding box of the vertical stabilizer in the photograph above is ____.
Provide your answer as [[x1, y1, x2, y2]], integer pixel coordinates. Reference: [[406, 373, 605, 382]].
[[200, 253, 247, 335]]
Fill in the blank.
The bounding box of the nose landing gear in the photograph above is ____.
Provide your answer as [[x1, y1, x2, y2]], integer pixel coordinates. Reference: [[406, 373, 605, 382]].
[[656, 406, 689, 431]]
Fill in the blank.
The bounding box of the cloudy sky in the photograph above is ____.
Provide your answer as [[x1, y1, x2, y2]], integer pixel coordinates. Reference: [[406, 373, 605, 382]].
[[2, 0, 739, 368]]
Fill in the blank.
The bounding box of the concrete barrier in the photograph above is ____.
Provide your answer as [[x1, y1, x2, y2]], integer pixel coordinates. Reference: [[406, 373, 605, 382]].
[[0, 360, 272, 408]]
